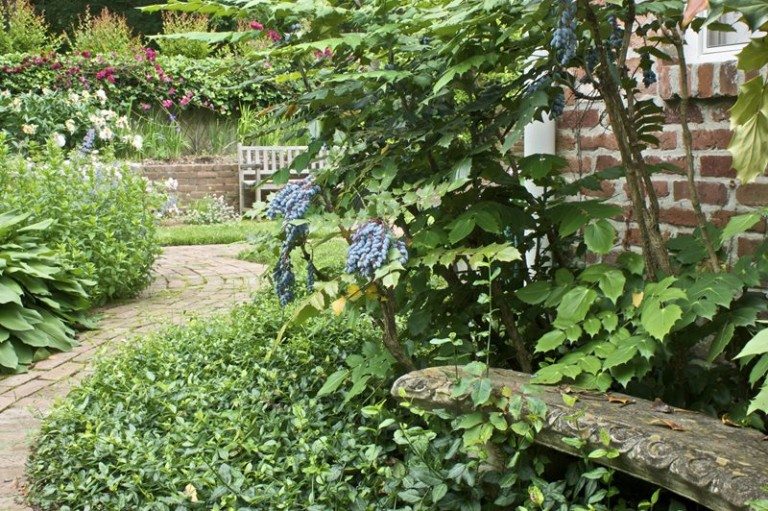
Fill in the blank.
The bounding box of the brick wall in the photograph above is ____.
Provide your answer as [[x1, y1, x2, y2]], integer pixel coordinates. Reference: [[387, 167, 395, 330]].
[[558, 60, 767, 257], [140, 162, 241, 208]]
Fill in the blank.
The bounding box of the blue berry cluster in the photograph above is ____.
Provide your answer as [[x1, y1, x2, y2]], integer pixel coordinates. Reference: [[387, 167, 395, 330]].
[[345, 221, 408, 279], [607, 15, 624, 51], [266, 177, 321, 305], [551, 0, 577, 66], [586, 48, 598, 72], [552, 90, 566, 117], [640, 53, 657, 87]]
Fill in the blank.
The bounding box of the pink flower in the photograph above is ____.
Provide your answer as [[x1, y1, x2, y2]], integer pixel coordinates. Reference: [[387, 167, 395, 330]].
[[162, 99, 173, 109], [140, 103, 151, 111], [168, 87, 177, 96], [95, 67, 116, 81], [249, 20, 264, 30], [81, 51, 92, 59], [314, 47, 333, 60], [180, 96, 191, 106], [267, 29, 282, 42], [144, 47, 157, 62]]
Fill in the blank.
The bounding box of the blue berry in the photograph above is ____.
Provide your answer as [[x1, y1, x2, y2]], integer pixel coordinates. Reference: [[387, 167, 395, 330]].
[[552, 90, 566, 117], [551, 0, 577, 66], [345, 221, 408, 279]]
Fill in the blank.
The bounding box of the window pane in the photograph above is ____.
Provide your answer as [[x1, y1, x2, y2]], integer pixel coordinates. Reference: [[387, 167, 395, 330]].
[[707, 12, 751, 48]]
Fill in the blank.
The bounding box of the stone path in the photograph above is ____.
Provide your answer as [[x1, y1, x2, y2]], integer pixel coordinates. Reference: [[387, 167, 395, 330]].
[[0, 244, 266, 510]]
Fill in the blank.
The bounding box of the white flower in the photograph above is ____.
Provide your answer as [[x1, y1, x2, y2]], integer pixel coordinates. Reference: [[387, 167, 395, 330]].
[[68, 92, 80, 104], [95, 89, 107, 103], [131, 135, 143, 151], [0, 90, 10, 99], [98, 127, 114, 141], [100, 109, 117, 120], [65, 119, 76, 134], [165, 177, 178, 191], [42, 87, 53, 96], [10, 98, 21, 112], [115, 115, 129, 129], [21, 124, 37, 135], [53, 133, 66, 147]]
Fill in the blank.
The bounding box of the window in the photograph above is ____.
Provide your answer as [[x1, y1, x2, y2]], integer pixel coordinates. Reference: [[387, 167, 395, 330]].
[[685, 12, 752, 63]]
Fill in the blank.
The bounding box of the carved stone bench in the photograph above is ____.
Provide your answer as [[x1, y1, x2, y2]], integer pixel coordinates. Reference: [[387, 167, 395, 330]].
[[391, 366, 768, 511]]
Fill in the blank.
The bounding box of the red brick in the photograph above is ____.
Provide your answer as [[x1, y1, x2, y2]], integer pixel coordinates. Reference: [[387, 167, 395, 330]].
[[691, 129, 731, 150], [736, 183, 768, 207], [738, 237, 763, 257], [664, 103, 704, 124], [579, 133, 619, 151], [581, 181, 616, 198], [560, 109, 600, 129], [659, 63, 678, 100], [557, 132, 577, 151], [708, 100, 734, 123], [645, 155, 687, 172], [700, 155, 735, 178], [697, 64, 715, 98], [623, 180, 669, 198], [673, 181, 728, 205], [659, 207, 698, 227], [564, 155, 592, 174], [656, 131, 678, 150], [595, 155, 621, 171], [719, 62, 740, 97]]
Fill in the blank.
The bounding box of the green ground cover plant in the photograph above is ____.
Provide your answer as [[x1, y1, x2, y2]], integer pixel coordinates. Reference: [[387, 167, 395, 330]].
[[0, 144, 161, 303], [0, 211, 90, 373]]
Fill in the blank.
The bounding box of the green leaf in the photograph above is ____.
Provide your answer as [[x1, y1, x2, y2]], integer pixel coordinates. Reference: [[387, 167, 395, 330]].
[[708, 322, 736, 362], [0, 306, 34, 332], [736, 328, 768, 359], [641, 302, 682, 341], [584, 317, 601, 337], [602, 344, 638, 369], [729, 86, 768, 183], [0, 340, 18, 369], [448, 217, 475, 244], [471, 378, 492, 405], [535, 330, 566, 353], [747, 381, 768, 415], [316, 369, 349, 397], [515, 281, 551, 305], [731, 77, 767, 127], [738, 38, 768, 71], [721, 212, 763, 240], [584, 219, 616, 255], [599, 269, 626, 305], [556, 286, 598, 324]]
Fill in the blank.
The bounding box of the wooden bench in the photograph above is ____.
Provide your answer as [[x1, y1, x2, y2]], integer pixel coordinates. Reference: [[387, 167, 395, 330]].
[[392, 366, 768, 511], [237, 144, 327, 212]]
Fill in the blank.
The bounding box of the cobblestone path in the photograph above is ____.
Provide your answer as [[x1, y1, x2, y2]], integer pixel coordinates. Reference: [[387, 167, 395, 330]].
[[0, 244, 266, 510]]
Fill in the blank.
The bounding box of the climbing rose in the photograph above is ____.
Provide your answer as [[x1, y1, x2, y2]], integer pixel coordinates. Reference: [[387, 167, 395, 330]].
[[250, 20, 264, 30], [267, 29, 282, 42], [162, 99, 173, 109]]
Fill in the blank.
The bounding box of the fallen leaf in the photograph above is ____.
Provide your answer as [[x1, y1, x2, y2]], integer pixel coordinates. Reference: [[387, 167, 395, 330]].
[[720, 414, 742, 428], [331, 297, 346, 316], [632, 291, 644, 307], [650, 419, 686, 431], [651, 398, 674, 414], [184, 483, 199, 503], [607, 394, 635, 407], [682, 0, 709, 27]]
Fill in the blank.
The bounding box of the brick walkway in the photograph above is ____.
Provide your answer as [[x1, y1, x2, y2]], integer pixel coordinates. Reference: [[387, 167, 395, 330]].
[[0, 244, 266, 510]]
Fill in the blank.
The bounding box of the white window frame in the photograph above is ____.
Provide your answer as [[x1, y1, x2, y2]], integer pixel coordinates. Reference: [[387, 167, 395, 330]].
[[684, 15, 752, 64]]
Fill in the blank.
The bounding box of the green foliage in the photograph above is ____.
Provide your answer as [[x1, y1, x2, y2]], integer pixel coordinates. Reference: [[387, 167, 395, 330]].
[[184, 194, 239, 225], [156, 11, 212, 58], [0, 147, 161, 303], [726, 2, 768, 182], [67, 7, 142, 57], [0, 0, 59, 54], [31, 0, 162, 38], [0, 211, 90, 373]]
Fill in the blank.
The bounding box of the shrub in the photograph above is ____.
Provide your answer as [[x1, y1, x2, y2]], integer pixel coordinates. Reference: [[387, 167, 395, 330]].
[[184, 194, 239, 225], [0, 147, 161, 303], [0, 0, 59, 54], [0, 211, 90, 373], [67, 7, 142, 57], [27, 294, 398, 509], [156, 11, 212, 58], [0, 88, 140, 153]]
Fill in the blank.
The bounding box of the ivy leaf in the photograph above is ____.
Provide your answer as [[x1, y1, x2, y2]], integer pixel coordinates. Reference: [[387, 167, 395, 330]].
[[736, 328, 768, 359], [707, 322, 736, 362], [602, 344, 638, 369], [747, 382, 768, 415], [584, 219, 616, 255], [641, 302, 683, 341], [515, 281, 551, 305], [556, 286, 598, 324], [535, 330, 566, 353], [599, 270, 626, 305]]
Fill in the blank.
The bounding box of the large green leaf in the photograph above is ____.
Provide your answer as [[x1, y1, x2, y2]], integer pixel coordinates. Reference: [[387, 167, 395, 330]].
[[747, 382, 768, 414], [316, 369, 349, 397], [535, 330, 566, 353], [515, 281, 551, 305], [0, 306, 34, 332], [736, 328, 768, 359], [555, 286, 598, 325], [584, 219, 616, 255], [0, 277, 22, 305], [640, 301, 682, 341], [729, 78, 768, 183], [0, 340, 18, 369], [598, 269, 626, 305]]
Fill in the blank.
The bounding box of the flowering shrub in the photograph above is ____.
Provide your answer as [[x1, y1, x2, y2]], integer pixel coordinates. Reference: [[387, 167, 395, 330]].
[[0, 0, 59, 54], [0, 88, 141, 153], [157, 11, 212, 58], [67, 8, 142, 58], [0, 52, 285, 118], [0, 145, 162, 303], [184, 194, 239, 225]]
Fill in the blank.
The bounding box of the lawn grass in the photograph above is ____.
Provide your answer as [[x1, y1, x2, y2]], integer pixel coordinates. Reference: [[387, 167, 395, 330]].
[[157, 220, 275, 246]]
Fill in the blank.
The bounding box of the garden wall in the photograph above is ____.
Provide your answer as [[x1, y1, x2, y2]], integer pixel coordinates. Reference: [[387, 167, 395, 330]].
[[558, 60, 767, 257], [141, 162, 240, 207]]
